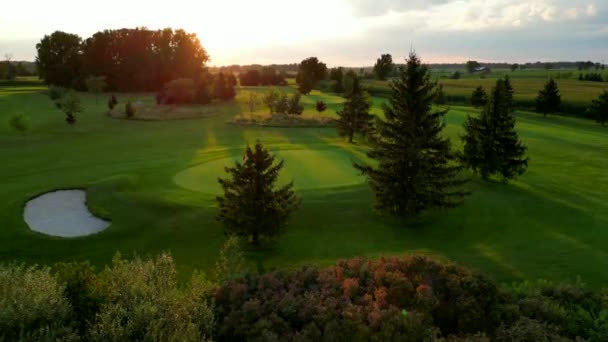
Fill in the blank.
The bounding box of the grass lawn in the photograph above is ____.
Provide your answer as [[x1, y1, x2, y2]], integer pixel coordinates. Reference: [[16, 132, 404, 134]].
[[1, 79, 607, 286]]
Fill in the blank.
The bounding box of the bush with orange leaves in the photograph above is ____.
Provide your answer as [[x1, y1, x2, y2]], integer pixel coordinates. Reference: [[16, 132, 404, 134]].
[[214, 255, 509, 341]]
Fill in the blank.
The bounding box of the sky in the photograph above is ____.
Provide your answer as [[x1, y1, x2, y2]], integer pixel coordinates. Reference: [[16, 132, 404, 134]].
[[0, 0, 606, 66]]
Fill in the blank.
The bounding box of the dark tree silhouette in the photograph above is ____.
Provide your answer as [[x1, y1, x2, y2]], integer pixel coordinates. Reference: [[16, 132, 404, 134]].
[[336, 76, 373, 143], [296, 57, 327, 94], [471, 86, 488, 108], [588, 90, 608, 126], [217, 142, 300, 245], [315, 100, 327, 115], [535, 78, 561, 117], [355, 52, 468, 217], [373, 54, 394, 80], [460, 77, 528, 180]]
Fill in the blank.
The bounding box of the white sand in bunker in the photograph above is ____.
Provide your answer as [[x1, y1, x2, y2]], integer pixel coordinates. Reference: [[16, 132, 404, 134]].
[[24, 190, 110, 237]]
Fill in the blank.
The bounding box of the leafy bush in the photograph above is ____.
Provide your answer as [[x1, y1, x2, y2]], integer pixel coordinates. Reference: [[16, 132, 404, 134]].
[[163, 78, 196, 104], [315, 100, 327, 114], [9, 113, 29, 135], [214, 255, 505, 340], [59, 91, 83, 125], [0, 264, 77, 341], [287, 93, 304, 115], [55, 262, 105, 337], [496, 317, 570, 341], [88, 253, 214, 341], [47, 85, 67, 101], [125, 100, 136, 118]]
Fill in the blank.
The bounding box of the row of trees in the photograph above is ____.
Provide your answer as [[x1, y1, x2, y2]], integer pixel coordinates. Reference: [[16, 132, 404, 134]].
[[36, 28, 209, 91], [471, 78, 607, 124], [238, 67, 287, 86], [217, 53, 529, 245]]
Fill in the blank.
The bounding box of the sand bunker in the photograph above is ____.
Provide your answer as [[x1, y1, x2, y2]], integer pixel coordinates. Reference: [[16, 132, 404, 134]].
[[24, 190, 110, 237]]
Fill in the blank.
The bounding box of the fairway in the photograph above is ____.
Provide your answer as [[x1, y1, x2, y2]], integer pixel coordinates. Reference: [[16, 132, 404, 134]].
[[174, 148, 368, 193], [1, 80, 608, 287]]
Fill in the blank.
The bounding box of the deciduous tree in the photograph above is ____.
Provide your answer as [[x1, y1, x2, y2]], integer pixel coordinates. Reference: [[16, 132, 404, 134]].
[[85, 76, 107, 103], [296, 57, 327, 94], [59, 91, 83, 125], [465, 60, 480, 74], [373, 54, 394, 80], [36, 31, 83, 87]]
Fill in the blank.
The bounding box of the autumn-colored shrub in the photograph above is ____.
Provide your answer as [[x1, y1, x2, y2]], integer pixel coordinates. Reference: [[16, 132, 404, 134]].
[[214, 255, 507, 340]]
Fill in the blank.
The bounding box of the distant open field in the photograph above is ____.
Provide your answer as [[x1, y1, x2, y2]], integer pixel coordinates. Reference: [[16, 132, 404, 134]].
[[364, 71, 608, 117], [1, 78, 608, 287]]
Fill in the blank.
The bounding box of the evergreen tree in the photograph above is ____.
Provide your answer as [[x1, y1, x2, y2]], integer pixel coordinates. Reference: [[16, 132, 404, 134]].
[[217, 142, 300, 245], [460, 77, 528, 180], [501, 76, 515, 113], [354, 52, 468, 217], [335, 76, 373, 143], [471, 86, 488, 108], [535, 78, 561, 117], [588, 90, 608, 126]]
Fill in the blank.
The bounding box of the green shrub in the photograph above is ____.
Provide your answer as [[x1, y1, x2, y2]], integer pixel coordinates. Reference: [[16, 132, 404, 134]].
[[9, 113, 29, 135], [0, 264, 77, 341], [47, 85, 67, 101], [496, 317, 570, 341], [59, 91, 83, 125], [88, 253, 214, 341], [55, 262, 105, 337], [287, 93, 304, 115], [125, 100, 136, 118]]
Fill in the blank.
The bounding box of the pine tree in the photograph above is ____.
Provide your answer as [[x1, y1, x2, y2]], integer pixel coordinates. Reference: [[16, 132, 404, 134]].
[[470, 86, 488, 108], [535, 78, 561, 117], [354, 52, 468, 217], [501, 76, 515, 114], [217, 142, 300, 245], [588, 90, 608, 126], [335, 76, 373, 143], [460, 77, 528, 180]]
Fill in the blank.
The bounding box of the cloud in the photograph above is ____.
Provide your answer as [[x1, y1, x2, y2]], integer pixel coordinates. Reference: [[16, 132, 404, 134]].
[[348, 0, 457, 17]]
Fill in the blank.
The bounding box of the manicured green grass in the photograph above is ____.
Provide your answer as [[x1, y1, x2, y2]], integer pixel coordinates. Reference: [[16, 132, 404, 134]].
[[1, 80, 607, 287]]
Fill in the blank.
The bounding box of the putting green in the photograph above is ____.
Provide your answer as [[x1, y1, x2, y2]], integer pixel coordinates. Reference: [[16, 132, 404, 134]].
[[174, 148, 367, 193]]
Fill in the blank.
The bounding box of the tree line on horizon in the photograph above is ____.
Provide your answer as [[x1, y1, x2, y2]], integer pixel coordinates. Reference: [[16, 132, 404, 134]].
[[35, 28, 209, 91]]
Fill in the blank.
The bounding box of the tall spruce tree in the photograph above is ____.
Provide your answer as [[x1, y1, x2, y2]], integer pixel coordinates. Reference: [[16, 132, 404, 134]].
[[470, 86, 488, 108], [460, 77, 528, 180], [535, 78, 561, 117], [354, 52, 468, 217], [217, 142, 300, 245], [335, 76, 374, 143]]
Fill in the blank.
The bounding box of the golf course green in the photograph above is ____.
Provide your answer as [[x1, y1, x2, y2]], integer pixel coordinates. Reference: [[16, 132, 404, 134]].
[[1, 79, 607, 286]]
